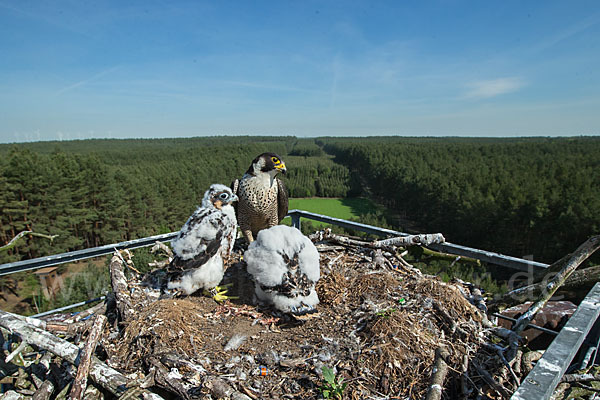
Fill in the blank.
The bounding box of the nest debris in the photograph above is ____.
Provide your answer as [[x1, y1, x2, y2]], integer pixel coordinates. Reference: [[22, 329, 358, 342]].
[[2, 230, 595, 400]]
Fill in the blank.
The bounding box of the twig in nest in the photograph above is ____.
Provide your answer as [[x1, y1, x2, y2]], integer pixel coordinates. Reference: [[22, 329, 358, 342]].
[[5, 341, 27, 364], [574, 382, 600, 392], [491, 327, 521, 362], [116, 249, 141, 274], [472, 360, 512, 399], [484, 343, 520, 387]]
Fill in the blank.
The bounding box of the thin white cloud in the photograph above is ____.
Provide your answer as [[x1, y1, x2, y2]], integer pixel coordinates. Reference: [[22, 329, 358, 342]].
[[465, 77, 525, 99], [219, 80, 325, 94], [534, 13, 600, 53], [55, 66, 120, 95]]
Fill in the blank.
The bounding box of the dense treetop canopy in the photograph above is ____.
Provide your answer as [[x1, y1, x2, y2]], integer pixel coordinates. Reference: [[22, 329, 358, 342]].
[[1, 136, 598, 264]]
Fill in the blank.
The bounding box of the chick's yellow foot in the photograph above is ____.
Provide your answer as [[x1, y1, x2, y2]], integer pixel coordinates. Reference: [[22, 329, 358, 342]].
[[204, 284, 238, 303]]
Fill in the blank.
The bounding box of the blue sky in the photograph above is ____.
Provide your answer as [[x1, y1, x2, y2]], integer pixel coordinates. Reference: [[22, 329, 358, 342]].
[[1, 0, 599, 142]]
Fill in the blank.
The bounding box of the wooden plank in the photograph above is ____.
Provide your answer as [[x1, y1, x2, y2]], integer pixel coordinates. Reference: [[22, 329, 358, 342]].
[[511, 282, 600, 400], [286, 210, 549, 271]]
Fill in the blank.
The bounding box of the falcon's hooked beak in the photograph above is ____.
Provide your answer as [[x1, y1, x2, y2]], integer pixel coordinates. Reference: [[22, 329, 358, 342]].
[[275, 162, 287, 175]]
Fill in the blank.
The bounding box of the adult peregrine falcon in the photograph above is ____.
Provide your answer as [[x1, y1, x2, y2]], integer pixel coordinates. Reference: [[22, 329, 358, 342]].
[[231, 152, 288, 243], [244, 225, 320, 315], [167, 184, 238, 301]]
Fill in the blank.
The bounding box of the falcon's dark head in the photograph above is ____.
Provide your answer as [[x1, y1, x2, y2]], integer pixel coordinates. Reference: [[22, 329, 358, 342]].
[[247, 152, 287, 176], [202, 183, 239, 209]]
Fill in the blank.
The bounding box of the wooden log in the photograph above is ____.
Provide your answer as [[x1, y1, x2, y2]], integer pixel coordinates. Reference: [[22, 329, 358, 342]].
[[0, 310, 163, 399], [512, 235, 600, 334], [425, 346, 450, 400], [68, 314, 107, 400], [109, 252, 135, 323]]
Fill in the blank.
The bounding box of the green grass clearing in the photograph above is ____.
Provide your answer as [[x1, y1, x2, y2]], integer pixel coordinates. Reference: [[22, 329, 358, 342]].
[[283, 197, 380, 229]]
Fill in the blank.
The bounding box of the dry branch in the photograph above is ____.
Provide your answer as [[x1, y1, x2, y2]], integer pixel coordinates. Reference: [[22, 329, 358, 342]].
[[0, 231, 58, 252], [0, 310, 163, 399], [472, 360, 511, 399], [512, 235, 600, 334], [311, 229, 444, 252], [375, 233, 445, 247], [14, 314, 93, 336], [68, 314, 106, 400]]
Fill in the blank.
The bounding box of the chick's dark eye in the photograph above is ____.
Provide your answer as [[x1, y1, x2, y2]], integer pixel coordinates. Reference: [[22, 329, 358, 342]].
[[219, 193, 229, 199]]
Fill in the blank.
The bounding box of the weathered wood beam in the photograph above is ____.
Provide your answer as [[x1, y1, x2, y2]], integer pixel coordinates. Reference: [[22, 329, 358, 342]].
[[510, 282, 600, 400], [109, 252, 135, 323]]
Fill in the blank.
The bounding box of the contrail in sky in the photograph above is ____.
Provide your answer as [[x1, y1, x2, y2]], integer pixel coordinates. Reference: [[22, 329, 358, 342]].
[[55, 66, 120, 95]]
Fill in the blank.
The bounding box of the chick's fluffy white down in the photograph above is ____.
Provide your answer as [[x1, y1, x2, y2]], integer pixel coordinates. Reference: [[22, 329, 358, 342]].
[[167, 254, 223, 294], [244, 225, 320, 312]]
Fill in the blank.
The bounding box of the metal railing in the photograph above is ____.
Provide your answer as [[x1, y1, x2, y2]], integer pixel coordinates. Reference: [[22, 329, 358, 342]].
[[0, 209, 549, 276], [0, 232, 178, 276], [286, 209, 549, 271]]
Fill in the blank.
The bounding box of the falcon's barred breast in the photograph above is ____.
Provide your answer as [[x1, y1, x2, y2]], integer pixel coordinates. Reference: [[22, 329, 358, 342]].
[[167, 184, 238, 297], [232, 152, 288, 243]]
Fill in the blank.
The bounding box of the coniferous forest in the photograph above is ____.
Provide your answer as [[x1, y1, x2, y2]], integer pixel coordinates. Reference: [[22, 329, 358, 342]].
[[1, 136, 599, 266]]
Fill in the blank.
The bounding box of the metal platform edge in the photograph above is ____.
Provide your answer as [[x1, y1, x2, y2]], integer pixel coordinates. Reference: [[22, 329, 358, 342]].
[[511, 282, 600, 400]]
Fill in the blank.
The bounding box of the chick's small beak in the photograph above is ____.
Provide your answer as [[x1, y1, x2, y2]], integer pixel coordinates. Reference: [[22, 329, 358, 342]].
[[231, 194, 239, 202]]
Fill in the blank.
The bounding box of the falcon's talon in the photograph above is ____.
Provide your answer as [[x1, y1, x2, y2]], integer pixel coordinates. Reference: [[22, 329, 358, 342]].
[[204, 285, 239, 303]]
